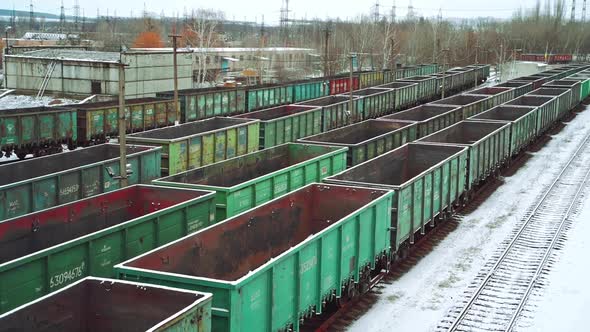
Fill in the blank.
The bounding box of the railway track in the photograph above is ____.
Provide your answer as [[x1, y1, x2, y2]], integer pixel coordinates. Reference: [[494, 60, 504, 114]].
[[437, 129, 590, 332]]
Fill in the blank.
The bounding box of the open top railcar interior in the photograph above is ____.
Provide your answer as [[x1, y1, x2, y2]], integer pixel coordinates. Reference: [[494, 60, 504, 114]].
[[120, 184, 390, 282], [0, 185, 214, 265], [127, 117, 256, 140], [0, 144, 153, 186], [299, 120, 413, 145], [326, 143, 466, 187], [0, 277, 211, 332]]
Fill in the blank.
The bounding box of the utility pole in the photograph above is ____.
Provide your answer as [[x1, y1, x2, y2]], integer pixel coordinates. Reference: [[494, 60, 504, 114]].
[[169, 32, 181, 124], [349, 54, 355, 122], [474, 44, 481, 88], [498, 43, 504, 82], [323, 22, 331, 77], [118, 56, 128, 187], [441, 49, 449, 98]]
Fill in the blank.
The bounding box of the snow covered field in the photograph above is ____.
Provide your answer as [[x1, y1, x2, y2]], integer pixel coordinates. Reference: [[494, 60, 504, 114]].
[[347, 105, 590, 332]]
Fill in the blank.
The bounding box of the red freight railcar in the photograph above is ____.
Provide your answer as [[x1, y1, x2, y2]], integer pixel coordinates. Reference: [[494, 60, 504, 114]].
[[519, 53, 573, 64], [329, 76, 360, 95]]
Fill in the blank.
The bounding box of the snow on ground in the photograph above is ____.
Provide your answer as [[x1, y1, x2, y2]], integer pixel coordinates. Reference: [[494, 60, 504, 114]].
[[347, 105, 590, 332], [0, 95, 79, 109], [514, 159, 590, 331]]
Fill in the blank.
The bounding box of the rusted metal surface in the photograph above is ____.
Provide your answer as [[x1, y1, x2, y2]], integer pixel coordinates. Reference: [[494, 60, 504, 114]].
[[125, 184, 388, 281], [0, 277, 212, 332]]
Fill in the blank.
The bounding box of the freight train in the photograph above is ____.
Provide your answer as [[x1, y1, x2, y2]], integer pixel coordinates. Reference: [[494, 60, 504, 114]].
[[1, 63, 588, 331], [520, 53, 573, 64], [0, 63, 489, 159]]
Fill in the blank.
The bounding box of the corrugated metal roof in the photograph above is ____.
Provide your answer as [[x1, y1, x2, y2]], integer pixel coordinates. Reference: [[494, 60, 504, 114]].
[[11, 49, 120, 63]]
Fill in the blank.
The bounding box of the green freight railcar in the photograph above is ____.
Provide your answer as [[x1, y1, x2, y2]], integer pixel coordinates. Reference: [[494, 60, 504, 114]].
[[378, 104, 462, 139], [428, 94, 490, 120], [469, 105, 539, 156], [0, 185, 216, 313], [76, 98, 176, 144], [247, 84, 293, 112], [495, 81, 533, 98], [565, 75, 590, 100], [157, 87, 246, 122], [358, 71, 385, 88], [430, 73, 453, 96], [418, 64, 439, 75], [378, 82, 418, 111], [417, 120, 511, 190], [291, 80, 329, 103], [153, 143, 347, 221], [505, 95, 558, 135], [298, 119, 417, 166], [0, 277, 213, 332], [543, 80, 583, 107], [526, 88, 572, 120], [126, 117, 259, 176], [395, 66, 421, 79], [396, 76, 438, 103], [0, 106, 76, 159], [116, 183, 393, 332], [324, 143, 468, 251], [0, 144, 161, 221], [465, 87, 515, 110], [233, 105, 323, 149], [294, 95, 361, 131], [346, 87, 395, 119]]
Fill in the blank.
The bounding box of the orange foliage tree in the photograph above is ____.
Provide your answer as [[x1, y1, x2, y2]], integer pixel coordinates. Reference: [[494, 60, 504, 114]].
[[133, 31, 164, 48]]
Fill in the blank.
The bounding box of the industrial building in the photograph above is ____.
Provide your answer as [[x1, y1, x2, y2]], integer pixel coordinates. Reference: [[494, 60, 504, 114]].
[[2, 47, 314, 98]]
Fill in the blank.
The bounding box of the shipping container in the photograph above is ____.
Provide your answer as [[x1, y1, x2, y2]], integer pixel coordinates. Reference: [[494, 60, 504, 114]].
[[126, 117, 259, 176], [153, 143, 347, 220], [469, 105, 539, 156], [543, 79, 583, 106], [465, 86, 515, 109], [495, 81, 533, 98], [0, 277, 213, 332], [0, 106, 76, 158], [328, 75, 360, 95], [76, 98, 176, 144], [294, 95, 359, 131], [526, 88, 572, 119], [378, 104, 462, 138], [246, 84, 293, 112], [417, 121, 511, 190], [298, 120, 417, 166], [233, 105, 323, 149], [0, 144, 161, 221], [346, 87, 395, 119], [291, 80, 329, 103], [397, 76, 438, 103], [428, 94, 490, 119], [377, 81, 419, 111], [505, 95, 557, 134], [116, 183, 392, 332], [0, 185, 216, 312], [157, 87, 246, 122], [324, 143, 468, 251]]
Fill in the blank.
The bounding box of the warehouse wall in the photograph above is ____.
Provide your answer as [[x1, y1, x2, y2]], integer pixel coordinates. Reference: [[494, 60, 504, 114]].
[[4, 51, 194, 98]]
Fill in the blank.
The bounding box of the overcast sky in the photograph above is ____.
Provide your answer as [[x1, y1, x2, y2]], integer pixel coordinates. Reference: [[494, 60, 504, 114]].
[[13, 0, 567, 24]]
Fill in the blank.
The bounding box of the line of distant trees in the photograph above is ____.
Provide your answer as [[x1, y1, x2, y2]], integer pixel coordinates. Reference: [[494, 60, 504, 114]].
[[2, 0, 588, 79]]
